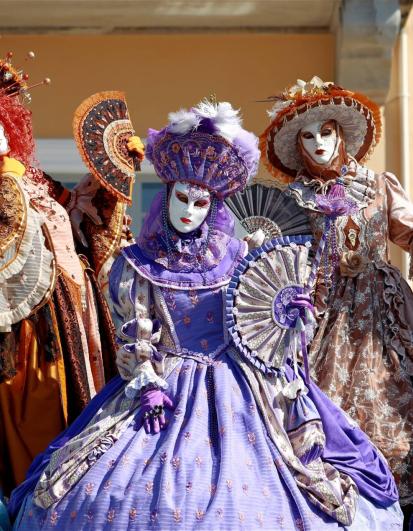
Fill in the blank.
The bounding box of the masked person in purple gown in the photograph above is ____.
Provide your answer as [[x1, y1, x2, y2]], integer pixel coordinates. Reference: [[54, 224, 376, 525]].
[[10, 100, 402, 530]]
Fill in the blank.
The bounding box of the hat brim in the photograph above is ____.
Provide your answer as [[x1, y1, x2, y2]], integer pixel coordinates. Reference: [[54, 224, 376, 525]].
[[260, 93, 381, 185]]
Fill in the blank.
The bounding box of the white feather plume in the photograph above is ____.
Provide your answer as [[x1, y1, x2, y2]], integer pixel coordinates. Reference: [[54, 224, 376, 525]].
[[195, 99, 242, 142], [168, 109, 202, 134], [267, 100, 292, 120], [166, 99, 243, 142]]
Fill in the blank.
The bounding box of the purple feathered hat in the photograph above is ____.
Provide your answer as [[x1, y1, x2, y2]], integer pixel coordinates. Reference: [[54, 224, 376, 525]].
[[145, 100, 260, 199]]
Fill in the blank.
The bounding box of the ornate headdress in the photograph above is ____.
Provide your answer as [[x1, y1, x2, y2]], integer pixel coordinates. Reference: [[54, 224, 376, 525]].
[[0, 51, 51, 167], [260, 76, 382, 185], [145, 99, 260, 199], [0, 51, 50, 102]]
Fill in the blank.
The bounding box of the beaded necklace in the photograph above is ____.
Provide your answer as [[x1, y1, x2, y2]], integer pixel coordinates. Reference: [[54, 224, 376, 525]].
[[161, 189, 218, 282], [311, 164, 359, 292]]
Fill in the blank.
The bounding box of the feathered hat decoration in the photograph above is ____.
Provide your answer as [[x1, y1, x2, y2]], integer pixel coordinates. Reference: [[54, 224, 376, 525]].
[[260, 76, 381, 185], [146, 99, 260, 199]]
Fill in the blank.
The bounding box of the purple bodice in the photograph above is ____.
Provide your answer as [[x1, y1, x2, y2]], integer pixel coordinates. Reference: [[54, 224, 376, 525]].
[[161, 287, 226, 356]]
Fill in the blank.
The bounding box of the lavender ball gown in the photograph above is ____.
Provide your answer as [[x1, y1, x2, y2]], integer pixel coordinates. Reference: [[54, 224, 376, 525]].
[[10, 221, 402, 529]]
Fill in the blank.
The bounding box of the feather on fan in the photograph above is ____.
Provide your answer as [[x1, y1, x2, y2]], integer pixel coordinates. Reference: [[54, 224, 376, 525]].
[[225, 183, 311, 239]]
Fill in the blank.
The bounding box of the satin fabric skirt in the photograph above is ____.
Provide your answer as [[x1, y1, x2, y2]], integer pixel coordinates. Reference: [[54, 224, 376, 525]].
[[14, 354, 402, 530], [0, 318, 67, 495]]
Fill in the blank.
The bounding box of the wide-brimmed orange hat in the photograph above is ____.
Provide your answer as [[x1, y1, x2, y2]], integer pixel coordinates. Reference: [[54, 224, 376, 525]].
[[259, 76, 382, 185]]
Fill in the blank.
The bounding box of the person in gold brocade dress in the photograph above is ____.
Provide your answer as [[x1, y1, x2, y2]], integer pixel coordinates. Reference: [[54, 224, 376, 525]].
[[0, 59, 144, 496]]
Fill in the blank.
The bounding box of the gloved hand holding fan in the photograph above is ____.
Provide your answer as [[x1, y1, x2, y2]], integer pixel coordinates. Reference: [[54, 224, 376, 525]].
[[225, 185, 329, 465]]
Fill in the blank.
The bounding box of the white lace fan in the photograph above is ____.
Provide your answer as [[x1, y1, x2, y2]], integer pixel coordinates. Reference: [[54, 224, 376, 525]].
[[226, 235, 315, 376], [225, 183, 311, 239]]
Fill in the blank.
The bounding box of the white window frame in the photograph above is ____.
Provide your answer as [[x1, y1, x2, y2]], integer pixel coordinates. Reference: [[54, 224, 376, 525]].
[[35, 138, 159, 236]]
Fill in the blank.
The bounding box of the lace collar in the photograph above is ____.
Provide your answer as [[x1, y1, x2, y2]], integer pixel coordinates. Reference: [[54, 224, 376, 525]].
[[137, 222, 233, 274], [287, 164, 376, 213]]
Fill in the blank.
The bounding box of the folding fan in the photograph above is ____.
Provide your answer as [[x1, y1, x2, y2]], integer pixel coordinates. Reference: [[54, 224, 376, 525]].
[[225, 183, 312, 239], [73, 91, 139, 205], [226, 235, 315, 376]]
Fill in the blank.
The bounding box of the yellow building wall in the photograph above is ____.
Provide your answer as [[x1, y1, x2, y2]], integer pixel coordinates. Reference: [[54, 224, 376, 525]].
[[4, 30, 412, 272], [2, 33, 334, 140]]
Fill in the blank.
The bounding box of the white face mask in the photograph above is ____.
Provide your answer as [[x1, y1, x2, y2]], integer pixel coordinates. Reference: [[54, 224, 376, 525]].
[[168, 182, 211, 234], [299, 121, 337, 165], [0, 124, 9, 156]]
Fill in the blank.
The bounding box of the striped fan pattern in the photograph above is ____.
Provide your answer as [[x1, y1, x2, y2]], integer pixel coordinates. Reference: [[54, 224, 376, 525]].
[[225, 183, 312, 239], [226, 235, 313, 375]]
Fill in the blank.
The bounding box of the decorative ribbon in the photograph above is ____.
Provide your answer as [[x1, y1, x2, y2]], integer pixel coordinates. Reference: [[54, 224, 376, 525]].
[[312, 171, 360, 291], [282, 292, 315, 386], [291, 171, 362, 386]]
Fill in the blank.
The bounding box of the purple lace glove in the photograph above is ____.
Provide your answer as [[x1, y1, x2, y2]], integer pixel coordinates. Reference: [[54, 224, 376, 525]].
[[134, 388, 174, 434], [289, 293, 315, 315]]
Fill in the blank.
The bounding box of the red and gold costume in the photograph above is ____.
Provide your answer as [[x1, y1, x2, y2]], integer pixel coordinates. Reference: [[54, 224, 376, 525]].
[[0, 60, 141, 495]]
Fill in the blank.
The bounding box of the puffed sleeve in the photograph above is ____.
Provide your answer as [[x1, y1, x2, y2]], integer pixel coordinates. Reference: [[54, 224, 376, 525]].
[[108, 254, 168, 397], [0, 172, 55, 332], [385, 172, 413, 278]]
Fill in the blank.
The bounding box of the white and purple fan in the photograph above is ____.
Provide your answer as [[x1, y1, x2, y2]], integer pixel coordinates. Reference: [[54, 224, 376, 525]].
[[226, 235, 316, 376]]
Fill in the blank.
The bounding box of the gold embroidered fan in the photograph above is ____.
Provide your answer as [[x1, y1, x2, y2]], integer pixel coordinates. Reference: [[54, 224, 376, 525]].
[[73, 91, 138, 205]]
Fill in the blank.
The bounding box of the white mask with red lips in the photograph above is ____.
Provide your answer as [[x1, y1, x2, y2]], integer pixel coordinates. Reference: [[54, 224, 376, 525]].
[[168, 182, 211, 234], [0, 124, 9, 156], [299, 120, 338, 166]]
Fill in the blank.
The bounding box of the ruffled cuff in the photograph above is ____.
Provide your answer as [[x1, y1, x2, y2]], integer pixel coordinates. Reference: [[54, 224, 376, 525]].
[[282, 377, 308, 400], [124, 360, 168, 399]]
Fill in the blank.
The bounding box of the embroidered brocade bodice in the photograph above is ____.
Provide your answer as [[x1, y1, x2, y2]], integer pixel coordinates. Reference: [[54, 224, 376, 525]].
[[118, 238, 246, 362], [160, 287, 227, 357], [310, 181, 389, 264], [289, 168, 391, 272]]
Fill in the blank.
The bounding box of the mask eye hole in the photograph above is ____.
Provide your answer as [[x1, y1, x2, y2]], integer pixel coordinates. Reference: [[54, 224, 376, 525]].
[[321, 128, 333, 137], [176, 191, 188, 204], [301, 131, 314, 140], [195, 199, 210, 208]]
